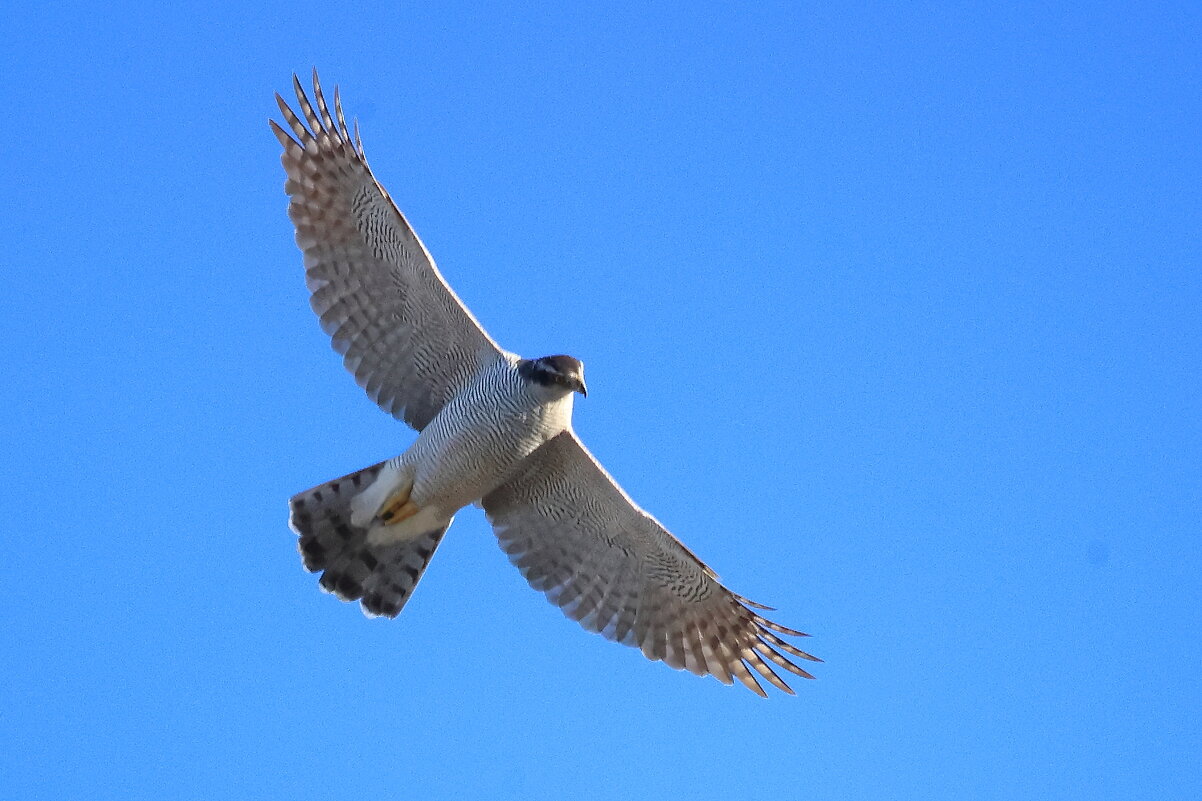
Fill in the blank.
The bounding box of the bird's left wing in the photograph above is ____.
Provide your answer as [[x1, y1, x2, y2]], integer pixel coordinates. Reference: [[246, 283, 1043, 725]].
[[272, 71, 504, 430], [481, 431, 820, 696]]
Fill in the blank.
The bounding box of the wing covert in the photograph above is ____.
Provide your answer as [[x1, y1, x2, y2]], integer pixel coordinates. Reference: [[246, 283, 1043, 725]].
[[482, 431, 821, 696], [272, 71, 504, 430]]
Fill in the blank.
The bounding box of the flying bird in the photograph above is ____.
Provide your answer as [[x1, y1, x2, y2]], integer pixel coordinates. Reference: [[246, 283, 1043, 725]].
[[272, 71, 820, 696]]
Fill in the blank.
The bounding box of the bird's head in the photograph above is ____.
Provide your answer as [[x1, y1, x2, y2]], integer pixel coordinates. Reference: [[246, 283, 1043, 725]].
[[518, 354, 588, 398]]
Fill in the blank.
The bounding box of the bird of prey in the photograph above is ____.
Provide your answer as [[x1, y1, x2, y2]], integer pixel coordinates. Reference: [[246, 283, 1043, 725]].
[[272, 71, 820, 696]]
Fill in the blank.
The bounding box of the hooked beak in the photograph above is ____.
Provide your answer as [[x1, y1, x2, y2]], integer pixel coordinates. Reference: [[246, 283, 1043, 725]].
[[575, 378, 588, 397]]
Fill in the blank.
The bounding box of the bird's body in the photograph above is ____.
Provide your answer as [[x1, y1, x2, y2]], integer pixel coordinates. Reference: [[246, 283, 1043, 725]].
[[352, 354, 579, 547], [273, 71, 820, 696]]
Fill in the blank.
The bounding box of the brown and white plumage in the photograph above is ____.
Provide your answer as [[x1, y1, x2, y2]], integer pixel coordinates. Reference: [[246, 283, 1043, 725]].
[[275, 70, 820, 695], [271, 74, 501, 430], [483, 431, 820, 696]]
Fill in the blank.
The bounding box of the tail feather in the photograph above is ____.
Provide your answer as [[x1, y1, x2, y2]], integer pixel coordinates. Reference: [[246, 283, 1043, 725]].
[[358, 529, 447, 618], [288, 462, 450, 618]]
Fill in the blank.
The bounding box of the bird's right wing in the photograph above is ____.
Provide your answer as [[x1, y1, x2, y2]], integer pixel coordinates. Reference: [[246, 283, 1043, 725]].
[[482, 431, 820, 696], [272, 71, 504, 430]]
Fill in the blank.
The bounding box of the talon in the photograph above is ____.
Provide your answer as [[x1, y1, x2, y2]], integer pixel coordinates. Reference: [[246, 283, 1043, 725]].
[[376, 481, 410, 521], [379, 498, 420, 525], [353, 468, 419, 528]]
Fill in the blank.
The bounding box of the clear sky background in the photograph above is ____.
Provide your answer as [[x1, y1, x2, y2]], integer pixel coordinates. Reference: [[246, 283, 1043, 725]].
[[2, 2, 1199, 799]]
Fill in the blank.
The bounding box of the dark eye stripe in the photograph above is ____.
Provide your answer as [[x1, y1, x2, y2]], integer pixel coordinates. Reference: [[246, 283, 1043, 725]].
[[517, 359, 557, 386], [519, 356, 582, 389]]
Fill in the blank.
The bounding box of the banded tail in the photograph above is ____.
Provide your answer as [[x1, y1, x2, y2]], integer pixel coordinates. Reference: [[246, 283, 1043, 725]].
[[288, 462, 449, 618]]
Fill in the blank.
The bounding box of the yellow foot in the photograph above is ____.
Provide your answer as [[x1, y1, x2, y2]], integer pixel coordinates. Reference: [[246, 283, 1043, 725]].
[[375, 479, 411, 523], [379, 491, 420, 525]]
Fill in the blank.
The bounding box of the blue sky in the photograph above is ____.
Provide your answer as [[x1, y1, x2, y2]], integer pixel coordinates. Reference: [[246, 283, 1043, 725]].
[[2, 2, 1199, 798]]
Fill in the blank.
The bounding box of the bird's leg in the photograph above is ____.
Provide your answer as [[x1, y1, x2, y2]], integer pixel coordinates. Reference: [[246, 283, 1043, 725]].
[[378, 481, 420, 525], [350, 463, 422, 529]]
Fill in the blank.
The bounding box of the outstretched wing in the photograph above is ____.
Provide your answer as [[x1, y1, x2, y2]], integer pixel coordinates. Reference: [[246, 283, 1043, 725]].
[[272, 71, 504, 430], [482, 431, 821, 696]]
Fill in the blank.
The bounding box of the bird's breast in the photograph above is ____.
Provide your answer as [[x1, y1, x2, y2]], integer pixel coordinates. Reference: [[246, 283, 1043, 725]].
[[404, 365, 571, 511]]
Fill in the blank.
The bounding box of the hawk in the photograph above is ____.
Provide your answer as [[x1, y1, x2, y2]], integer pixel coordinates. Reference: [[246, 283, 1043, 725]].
[[272, 71, 820, 696]]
